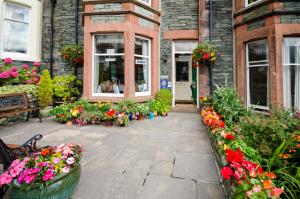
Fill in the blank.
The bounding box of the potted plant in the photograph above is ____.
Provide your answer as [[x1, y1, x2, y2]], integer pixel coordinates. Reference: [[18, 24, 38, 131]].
[[61, 45, 84, 66], [134, 104, 149, 120], [103, 109, 117, 127], [158, 103, 170, 117], [37, 70, 53, 117], [148, 99, 160, 116], [116, 112, 130, 127], [0, 144, 83, 199], [52, 75, 81, 105], [192, 41, 217, 67]]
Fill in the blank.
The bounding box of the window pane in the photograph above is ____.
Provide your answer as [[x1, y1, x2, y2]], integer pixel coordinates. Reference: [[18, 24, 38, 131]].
[[248, 0, 260, 5], [135, 38, 149, 56], [135, 57, 149, 92], [94, 56, 124, 94], [249, 66, 269, 107], [176, 61, 189, 82], [5, 3, 29, 22], [248, 40, 268, 62], [3, 20, 28, 53], [95, 34, 124, 54]]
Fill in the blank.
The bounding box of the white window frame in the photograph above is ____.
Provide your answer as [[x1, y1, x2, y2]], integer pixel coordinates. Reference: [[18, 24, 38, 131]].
[[246, 40, 270, 111], [282, 37, 300, 111], [135, 36, 151, 97], [92, 34, 125, 98], [245, 0, 263, 7], [138, 0, 151, 6], [0, 0, 42, 62]]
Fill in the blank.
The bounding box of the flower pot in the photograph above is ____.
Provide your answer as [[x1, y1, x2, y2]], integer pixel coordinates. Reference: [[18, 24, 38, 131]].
[[10, 165, 81, 199], [104, 120, 114, 127], [138, 115, 145, 120], [161, 112, 168, 117]]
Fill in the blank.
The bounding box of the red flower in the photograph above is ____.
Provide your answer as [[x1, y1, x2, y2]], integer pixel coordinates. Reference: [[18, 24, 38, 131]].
[[265, 172, 276, 179], [221, 166, 233, 180], [225, 148, 243, 163], [218, 121, 225, 128], [41, 149, 49, 156], [270, 188, 284, 198], [224, 133, 235, 141], [257, 166, 264, 174], [203, 53, 210, 59]]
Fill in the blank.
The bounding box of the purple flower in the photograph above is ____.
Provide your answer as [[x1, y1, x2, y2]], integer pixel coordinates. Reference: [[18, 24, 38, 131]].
[[4, 58, 13, 64], [17, 168, 30, 183], [42, 168, 55, 181]]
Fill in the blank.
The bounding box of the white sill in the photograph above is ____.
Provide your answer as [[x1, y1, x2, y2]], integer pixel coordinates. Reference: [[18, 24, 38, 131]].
[[0, 54, 40, 62], [135, 92, 151, 97], [92, 93, 124, 98]]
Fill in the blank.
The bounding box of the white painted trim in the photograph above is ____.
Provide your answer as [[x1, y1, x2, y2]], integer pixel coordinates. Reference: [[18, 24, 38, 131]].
[[197, 67, 199, 108], [246, 40, 270, 110], [134, 35, 151, 97], [172, 41, 176, 107], [245, 0, 263, 7], [92, 34, 125, 98], [0, 0, 42, 61], [137, 0, 151, 7]]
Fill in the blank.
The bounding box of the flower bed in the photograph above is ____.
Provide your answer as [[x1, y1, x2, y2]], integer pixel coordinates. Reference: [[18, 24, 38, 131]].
[[0, 144, 83, 198], [200, 88, 300, 199]]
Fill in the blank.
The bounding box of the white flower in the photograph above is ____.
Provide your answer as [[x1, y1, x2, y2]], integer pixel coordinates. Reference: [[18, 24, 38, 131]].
[[66, 157, 75, 165], [62, 166, 70, 173]]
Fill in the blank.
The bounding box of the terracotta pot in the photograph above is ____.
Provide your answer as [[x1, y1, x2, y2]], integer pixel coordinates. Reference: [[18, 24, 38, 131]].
[[138, 115, 145, 120]]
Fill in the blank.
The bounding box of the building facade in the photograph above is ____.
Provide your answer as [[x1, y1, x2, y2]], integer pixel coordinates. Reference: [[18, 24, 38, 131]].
[[0, 0, 299, 111]]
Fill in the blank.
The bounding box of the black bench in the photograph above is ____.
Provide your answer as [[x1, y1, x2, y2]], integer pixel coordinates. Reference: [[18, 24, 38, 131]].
[[0, 93, 42, 123], [0, 134, 44, 198]]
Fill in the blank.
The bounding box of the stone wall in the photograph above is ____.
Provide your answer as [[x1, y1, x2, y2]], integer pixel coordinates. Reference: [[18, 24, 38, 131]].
[[160, 0, 199, 79], [42, 0, 84, 78], [210, 0, 233, 88]]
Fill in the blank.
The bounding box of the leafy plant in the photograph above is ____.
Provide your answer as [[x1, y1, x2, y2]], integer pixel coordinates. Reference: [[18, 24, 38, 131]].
[[52, 75, 81, 102], [98, 102, 112, 112], [116, 99, 136, 114], [0, 85, 37, 96], [61, 44, 84, 65], [156, 89, 173, 107], [116, 113, 130, 126], [37, 70, 53, 108], [134, 104, 150, 116]]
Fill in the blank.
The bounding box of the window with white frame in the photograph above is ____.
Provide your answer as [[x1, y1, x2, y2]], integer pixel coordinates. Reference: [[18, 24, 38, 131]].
[[0, 0, 42, 61], [245, 0, 262, 7], [283, 38, 300, 111], [138, 0, 151, 6], [135, 37, 151, 95], [246, 40, 269, 111], [93, 34, 125, 96]]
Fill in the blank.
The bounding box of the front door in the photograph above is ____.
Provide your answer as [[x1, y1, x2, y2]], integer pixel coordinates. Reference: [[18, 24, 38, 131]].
[[175, 55, 192, 102]]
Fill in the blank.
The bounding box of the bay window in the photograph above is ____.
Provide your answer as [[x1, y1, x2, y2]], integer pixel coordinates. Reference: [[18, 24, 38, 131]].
[[283, 38, 300, 111], [0, 0, 42, 61], [246, 40, 269, 111], [135, 37, 151, 96], [93, 34, 125, 97]]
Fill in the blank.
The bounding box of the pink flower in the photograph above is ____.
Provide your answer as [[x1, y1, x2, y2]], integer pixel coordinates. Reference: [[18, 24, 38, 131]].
[[270, 188, 284, 198], [33, 62, 41, 67], [31, 70, 37, 76], [28, 168, 41, 175], [42, 168, 55, 181], [9, 71, 18, 78], [66, 157, 75, 165], [37, 162, 49, 167], [9, 166, 23, 178], [0, 172, 13, 186], [252, 185, 262, 193], [17, 169, 30, 183], [53, 158, 61, 164], [62, 166, 70, 173], [0, 71, 10, 79], [11, 66, 18, 72], [26, 79, 33, 84], [21, 64, 29, 70], [246, 190, 253, 198], [10, 159, 20, 168], [4, 58, 13, 64], [24, 174, 37, 184]]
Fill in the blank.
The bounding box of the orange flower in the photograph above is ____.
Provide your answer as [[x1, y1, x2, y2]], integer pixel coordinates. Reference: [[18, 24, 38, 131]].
[[279, 153, 291, 159], [41, 149, 49, 156], [296, 144, 300, 148], [289, 148, 296, 153], [265, 172, 276, 179], [263, 180, 273, 190]]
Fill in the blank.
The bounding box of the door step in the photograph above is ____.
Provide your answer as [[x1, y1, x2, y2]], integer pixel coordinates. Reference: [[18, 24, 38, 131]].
[[172, 105, 198, 113]]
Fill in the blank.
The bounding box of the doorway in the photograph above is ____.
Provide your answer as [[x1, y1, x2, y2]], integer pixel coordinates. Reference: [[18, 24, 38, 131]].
[[172, 41, 198, 108]]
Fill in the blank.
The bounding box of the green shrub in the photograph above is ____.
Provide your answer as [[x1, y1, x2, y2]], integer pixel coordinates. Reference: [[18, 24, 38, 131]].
[[156, 89, 173, 107], [134, 104, 150, 116], [37, 70, 53, 108], [212, 87, 248, 127], [116, 99, 136, 114], [52, 75, 81, 102]]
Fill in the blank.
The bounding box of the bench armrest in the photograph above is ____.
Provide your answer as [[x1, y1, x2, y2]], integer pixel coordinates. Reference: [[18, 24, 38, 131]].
[[20, 134, 43, 153]]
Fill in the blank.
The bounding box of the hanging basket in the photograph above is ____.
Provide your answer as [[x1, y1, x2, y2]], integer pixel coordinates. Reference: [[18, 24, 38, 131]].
[[10, 165, 81, 199]]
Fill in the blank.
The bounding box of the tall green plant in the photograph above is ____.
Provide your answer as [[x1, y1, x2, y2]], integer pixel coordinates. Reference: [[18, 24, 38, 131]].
[[52, 75, 81, 102], [37, 70, 53, 108], [156, 89, 173, 107]]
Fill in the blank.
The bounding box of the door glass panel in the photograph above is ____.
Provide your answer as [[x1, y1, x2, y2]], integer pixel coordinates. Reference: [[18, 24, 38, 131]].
[[176, 61, 189, 82]]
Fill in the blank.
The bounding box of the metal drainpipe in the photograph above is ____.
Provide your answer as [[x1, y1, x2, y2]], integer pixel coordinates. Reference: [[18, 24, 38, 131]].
[[50, 0, 57, 78], [208, 0, 213, 95], [74, 0, 79, 76]]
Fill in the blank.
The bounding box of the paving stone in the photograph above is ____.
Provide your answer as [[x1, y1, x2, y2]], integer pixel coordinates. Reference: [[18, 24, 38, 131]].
[[197, 182, 225, 199], [173, 153, 219, 183], [177, 136, 211, 154], [150, 161, 173, 176], [139, 175, 197, 199]]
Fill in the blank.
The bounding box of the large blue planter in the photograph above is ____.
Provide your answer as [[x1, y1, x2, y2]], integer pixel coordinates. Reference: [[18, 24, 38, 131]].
[[10, 165, 81, 199]]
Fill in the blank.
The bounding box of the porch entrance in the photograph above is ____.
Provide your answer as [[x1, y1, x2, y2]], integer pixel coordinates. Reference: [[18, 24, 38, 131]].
[[173, 41, 198, 107]]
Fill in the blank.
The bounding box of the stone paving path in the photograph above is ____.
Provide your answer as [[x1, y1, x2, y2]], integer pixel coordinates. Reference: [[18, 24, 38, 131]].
[[0, 112, 225, 199]]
